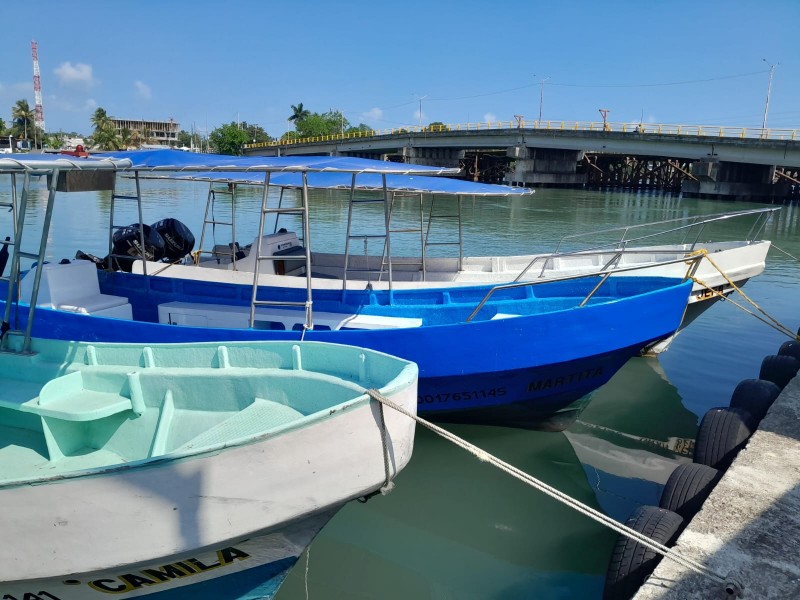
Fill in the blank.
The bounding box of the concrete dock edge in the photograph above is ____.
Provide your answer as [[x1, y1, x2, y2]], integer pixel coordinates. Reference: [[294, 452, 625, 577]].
[[632, 374, 800, 599]]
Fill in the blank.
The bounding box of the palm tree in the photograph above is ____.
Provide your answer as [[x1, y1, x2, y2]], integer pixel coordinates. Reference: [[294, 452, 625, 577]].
[[288, 103, 310, 126], [12, 99, 34, 139], [90, 127, 121, 151], [90, 107, 114, 133]]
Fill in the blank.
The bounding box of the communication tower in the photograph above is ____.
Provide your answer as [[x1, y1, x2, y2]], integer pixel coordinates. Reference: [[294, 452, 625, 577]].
[[31, 40, 46, 132]]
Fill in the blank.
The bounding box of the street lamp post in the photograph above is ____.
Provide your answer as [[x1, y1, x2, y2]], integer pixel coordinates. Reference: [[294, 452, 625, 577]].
[[761, 59, 778, 136]]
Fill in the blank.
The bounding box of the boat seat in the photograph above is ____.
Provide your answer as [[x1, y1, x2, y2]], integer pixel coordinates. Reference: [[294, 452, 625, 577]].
[[172, 397, 303, 452], [157, 301, 422, 330], [19, 260, 133, 319]]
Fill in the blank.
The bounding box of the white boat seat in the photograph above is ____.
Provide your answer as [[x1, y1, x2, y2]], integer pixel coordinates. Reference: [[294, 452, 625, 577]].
[[20, 260, 133, 319], [157, 301, 422, 330]]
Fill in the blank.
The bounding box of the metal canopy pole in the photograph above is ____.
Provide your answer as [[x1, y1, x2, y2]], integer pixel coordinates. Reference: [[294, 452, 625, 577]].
[[20, 170, 59, 353], [301, 172, 314, 331], [249, 171, 272, 328]]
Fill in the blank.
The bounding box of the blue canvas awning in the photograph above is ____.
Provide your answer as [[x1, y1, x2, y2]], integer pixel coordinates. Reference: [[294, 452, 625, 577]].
[[144, 169, 534, 196], [99, 149, 463, 175], [1, 149, 534, 196]]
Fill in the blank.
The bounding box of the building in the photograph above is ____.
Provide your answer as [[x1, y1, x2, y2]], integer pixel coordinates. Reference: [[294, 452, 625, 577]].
[[110, 118, 179, 146]]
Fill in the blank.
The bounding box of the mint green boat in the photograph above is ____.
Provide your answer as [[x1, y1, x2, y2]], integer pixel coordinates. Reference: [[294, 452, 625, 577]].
[[0, 336, 417, 600]]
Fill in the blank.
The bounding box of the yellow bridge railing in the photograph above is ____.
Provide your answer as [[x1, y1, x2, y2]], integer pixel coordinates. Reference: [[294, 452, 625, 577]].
[[246, 121, 799, 150]]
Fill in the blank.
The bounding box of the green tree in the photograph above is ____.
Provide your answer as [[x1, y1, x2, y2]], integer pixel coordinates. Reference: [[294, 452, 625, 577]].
[[288, 102, 310, 128], [208, 122, 250, 155], [345, 123, 374, 135], [295, 109, 349, 138], [88, 107, 121, 149], [177, 130, 203, 149], [242, 122, 272, 144], [423, 121, 449, 132], [0, 117, 6, 136], [43, 132, 65, 150], [90, 127, 122, 150], [90, 107, 113, 132], [12, 99, 34, 139]]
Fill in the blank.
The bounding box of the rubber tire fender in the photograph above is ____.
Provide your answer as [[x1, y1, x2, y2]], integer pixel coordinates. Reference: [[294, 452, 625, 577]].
[[778, 340, 800, 361], [603, 505, 684, 600], [759, 354, 800, 390], [693, 407, 755, 470], [659, 462, 721, 521], [728, 378, 781, 422]]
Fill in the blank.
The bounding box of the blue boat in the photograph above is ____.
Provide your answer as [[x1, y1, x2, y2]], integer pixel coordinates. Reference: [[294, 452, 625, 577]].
[[0, 152, 698, 430]]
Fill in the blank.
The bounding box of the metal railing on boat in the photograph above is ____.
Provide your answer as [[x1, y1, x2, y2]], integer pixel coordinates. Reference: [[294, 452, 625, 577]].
[[465, 254, 704, 323]]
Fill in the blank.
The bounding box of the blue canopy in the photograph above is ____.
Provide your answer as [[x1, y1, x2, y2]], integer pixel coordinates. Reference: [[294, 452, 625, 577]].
[[1, 149, 534, 196], [144, 169, 534, 196], [98, 149, 463, 175]]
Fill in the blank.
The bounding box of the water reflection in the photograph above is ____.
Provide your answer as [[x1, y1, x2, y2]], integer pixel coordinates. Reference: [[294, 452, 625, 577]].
[[2, 175, 798, 599], [278, 424, 615, 600]]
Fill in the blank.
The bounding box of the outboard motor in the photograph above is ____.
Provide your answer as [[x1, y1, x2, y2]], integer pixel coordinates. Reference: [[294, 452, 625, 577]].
[[110, 223, 166, 272], [151, 218, 195, 262]]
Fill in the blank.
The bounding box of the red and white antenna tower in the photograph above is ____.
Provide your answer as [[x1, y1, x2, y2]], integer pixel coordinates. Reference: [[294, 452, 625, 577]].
[[31, 40, 46, 132]]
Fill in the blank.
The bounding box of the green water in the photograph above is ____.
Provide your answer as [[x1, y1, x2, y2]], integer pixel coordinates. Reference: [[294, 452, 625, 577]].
[[3, 176, 799, 599]]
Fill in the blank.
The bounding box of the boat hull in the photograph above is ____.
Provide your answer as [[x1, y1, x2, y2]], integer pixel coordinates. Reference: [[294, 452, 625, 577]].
[[1, 273, 692, 430], [0, 512, 333, 600]]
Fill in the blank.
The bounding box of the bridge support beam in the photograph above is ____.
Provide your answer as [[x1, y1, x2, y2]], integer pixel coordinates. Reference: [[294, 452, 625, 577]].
[[401, 146, 464, 168], [505, 146, 587, 187], [682, 159, 791, 201]]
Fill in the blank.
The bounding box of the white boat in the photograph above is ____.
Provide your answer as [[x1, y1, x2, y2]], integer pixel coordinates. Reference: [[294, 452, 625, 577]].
[[30, 149, 770, 355], [134, 203, 774, 353], [0, 336, 418, 599]]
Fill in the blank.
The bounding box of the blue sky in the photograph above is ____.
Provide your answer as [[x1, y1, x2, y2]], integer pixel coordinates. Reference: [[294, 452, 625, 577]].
[[1, 0, 798, 137]]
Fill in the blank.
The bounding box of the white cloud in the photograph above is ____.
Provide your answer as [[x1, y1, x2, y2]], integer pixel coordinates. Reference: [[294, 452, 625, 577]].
[[484, 112, 497, 123], [54, 62, 96, 87], [84, 98, 98, 110], [413, 109, 425, 125], [361, 107, 383, 122], [134, 80, 151, 100]]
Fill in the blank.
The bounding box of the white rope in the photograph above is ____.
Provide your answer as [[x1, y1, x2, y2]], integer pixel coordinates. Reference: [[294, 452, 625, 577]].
[[770, 243, 800, 263], [365, 389, 729, 586]]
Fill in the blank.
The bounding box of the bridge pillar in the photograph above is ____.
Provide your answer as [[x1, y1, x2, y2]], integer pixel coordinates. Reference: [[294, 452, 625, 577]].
[[682, 159, 789, 201], [505, 146, 587, 187], [402, 146, 464, 168]]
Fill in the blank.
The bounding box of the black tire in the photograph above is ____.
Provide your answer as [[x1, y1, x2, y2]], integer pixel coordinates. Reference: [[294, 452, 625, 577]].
[[603, 506, 684, 600], [759, 354, 800, 390], [659, 463, 721, 521], [693, 407, 755, 470], [778, 340, 800, 361], [729, 378, 781, 422]]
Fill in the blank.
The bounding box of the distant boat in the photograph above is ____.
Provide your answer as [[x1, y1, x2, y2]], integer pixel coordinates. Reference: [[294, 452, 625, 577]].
[[1, 151, 697, 430], [0, 336, 417, 599]]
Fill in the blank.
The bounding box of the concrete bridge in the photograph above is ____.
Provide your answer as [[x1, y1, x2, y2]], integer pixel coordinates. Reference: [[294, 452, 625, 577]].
[[245, 121, 800, 201]]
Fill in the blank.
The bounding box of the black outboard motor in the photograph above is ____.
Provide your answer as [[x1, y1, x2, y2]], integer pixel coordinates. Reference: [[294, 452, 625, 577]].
[[110, 223, 166, 272], [151, 218, 195, 262]]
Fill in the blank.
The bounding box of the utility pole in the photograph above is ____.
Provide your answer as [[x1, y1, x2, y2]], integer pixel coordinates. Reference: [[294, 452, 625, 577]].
[[599, 108, 610, 131], [414, 95, 427, 129], [535, 76, 549, 125], [761, 59, 778, 137]]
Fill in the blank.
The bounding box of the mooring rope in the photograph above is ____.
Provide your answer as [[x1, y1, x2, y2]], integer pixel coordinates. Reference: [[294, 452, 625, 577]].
[[770, 243, 800, 263], [364, 389, 735, 592], [689, 249, 798, 341]]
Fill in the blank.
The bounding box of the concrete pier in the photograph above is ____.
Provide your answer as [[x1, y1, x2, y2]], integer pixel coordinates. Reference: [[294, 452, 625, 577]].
[[633, 375, 800, 599]]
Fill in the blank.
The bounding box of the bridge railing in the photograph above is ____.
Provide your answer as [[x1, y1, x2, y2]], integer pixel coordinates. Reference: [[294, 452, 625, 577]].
[[246, 121, 799, 150]]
